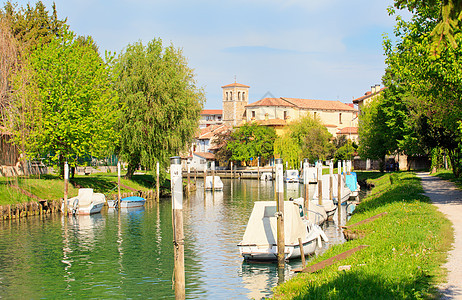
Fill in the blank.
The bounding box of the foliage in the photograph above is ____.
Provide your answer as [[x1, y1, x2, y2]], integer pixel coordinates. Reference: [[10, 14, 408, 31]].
[[9, 30, 118, 174], [384, 1, 462, 176], [114, 38, 204, 178], [333, 141, 357, 163], [213, 128, 233, 167], [289, 114, 333, 162], [273, 172, 452, 299], [274, 133, 301, 169], [226, 123, 277, 165]]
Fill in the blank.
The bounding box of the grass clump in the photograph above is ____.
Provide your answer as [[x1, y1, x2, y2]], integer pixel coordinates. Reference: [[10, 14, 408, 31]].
[[273, 172, 452, 299]]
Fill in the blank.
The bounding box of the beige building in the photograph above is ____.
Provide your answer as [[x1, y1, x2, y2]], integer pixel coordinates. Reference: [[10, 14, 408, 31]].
[[244, 97, 358, 138], [353, 84, 385, 115]]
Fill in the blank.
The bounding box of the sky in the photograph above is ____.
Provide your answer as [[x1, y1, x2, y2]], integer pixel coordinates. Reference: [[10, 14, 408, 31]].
[[8, 0, 402, 109]]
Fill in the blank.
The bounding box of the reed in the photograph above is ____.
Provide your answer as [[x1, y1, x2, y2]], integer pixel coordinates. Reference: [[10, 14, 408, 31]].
[[273, 172, 452, 299]]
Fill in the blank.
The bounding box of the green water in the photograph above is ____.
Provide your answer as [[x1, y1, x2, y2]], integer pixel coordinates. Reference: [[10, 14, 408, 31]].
[[0, 179, 345, 299]]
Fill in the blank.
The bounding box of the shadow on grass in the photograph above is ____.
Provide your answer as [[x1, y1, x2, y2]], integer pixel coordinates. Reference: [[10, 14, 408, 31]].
[[290, 269, 435, 299], [70, 176, 118, 194]]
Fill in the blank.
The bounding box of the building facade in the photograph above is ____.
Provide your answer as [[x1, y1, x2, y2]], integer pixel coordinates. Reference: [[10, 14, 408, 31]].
[[199, 109, 223, 128], [222, 82, 249, 127]]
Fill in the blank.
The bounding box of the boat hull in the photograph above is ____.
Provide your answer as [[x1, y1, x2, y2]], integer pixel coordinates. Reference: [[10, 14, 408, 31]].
[[107, 196, 146, 208], [239, 238, 318, 261]]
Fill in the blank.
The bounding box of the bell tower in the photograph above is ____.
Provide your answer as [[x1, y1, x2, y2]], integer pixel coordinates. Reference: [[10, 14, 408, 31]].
[[222, 82, 249, 127]]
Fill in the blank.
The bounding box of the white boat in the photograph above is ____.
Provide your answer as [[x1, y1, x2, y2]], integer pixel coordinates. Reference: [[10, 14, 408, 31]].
[[260, 172, 273, 181], [238, 201, 327, 261], [107, 196, 146, 208], [284, 170, 300, 183], [205, 176, 223, 191], [62, 188, 105, 215], [313, 174, 351, 203]]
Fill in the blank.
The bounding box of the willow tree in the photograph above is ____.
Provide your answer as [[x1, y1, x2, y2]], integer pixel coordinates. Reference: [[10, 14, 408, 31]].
[[114, 38, 204, 178], [9, 30, 118, 173]]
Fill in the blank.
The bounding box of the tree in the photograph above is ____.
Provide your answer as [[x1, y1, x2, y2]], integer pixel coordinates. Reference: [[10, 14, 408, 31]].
[[226, 123, 277, 165], [9, 30, 118, 174], [274, 133, 301, 169], [384, 0, 462, 176], [289, 114, 333, 162], [114, 38, 204, 178]]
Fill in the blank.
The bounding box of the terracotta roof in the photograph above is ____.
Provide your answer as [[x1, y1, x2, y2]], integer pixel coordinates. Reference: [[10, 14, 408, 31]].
[[221, 82, 250, 88], [246, 97, 295, 108], [197, 124, 230, 140], [201, 109, 222, 115], [325, 124, 338, 128], [246, 97, 356, 112], [193, 152, 216, 160], [353, 87, 386, 104], [337, 127, 358, 134], [282, 98, 357, 111]]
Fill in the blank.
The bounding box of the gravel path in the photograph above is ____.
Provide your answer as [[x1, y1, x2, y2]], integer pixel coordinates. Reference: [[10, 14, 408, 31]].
[[416, 173, 462, 299]]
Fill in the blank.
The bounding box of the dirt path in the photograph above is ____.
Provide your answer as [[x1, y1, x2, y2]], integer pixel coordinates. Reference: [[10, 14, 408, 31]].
[[416, 173, 462, 299]]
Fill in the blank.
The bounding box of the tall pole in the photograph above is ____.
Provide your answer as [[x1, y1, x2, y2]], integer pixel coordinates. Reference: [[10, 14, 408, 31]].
[[317, 162, 323, 205], [156, 161, 160, 202], [303, 158, 310, 220], [64, 161, 69, 215], [231, 161, 233, 179], [329, 161, 334, 201], [211, 161, 215, 191], [275, 158, 285, 269], [337, 160, 342, 226], [117, 161, 121, 207], [171, 156, 185, 299], [257, 157, 260, 180], [187, 160, 191, 196]]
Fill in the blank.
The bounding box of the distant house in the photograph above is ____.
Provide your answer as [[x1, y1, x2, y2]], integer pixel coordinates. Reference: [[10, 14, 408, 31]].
[[353, 84, 386, 115], [199, 109, 223, 129], [336, 127, 359, 143]]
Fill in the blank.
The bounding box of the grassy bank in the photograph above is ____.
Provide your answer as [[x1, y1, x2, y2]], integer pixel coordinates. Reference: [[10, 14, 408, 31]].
[[0, 172, 165, 205], [273, 172, 452, 299]]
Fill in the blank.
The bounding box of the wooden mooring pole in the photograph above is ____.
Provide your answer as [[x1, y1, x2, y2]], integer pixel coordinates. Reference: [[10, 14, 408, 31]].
[[337, 160, 342, 226], [64, 162, 69, 215], [317, 162, 323, 206], [275, 158, 285, 269], [171, 156, 185, 299], [329, 161, 333, 201], [187, 161, 191, 196], [156, 161, 160, 202], [303, 158, 310, 220], [117, 161, 121, 207]]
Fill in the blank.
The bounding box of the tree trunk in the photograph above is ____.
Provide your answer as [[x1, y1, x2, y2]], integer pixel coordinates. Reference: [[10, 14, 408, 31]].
[[126, 163, 136, 179]]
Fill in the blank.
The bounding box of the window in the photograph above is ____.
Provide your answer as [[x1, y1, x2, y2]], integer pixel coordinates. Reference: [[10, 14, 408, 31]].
[[242, 92, 245, 100], [284, 111, 288, 120], [313, 112, 317, 119], [251, 111, 256, 119], [226, 92, 228, 100], [238, 92, 241, 100], [339, 113, 342, 124], [230, 92, 233, 100]]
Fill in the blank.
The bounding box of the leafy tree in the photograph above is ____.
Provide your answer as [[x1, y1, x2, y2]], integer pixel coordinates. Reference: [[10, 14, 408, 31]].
[[334, 141, 357, 164], [289, 114, 333, 162], [384, 1, 462, 176], [114, 38, 204, 178], [213, 128, 233, 167], [226, 123, 277, 165], [9, 30, 118, 174], [274, 133, 301, 169]]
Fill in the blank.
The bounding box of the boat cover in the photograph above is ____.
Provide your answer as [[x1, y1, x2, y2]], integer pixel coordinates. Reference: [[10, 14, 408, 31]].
[[77, 188, 94, 207], [239, 201, 308, 247], [345, 172, 358, 192], [313, 174, 351, 201]]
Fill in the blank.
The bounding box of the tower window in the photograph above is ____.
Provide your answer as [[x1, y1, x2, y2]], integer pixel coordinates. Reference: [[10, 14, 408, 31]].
[[284, 111, 288, 120], [226, 92, 228, 101], [230, 92, 233, 100], [339, 113, 342, 124], [238, 92, 241, 100], [242, 92, 245, 100]]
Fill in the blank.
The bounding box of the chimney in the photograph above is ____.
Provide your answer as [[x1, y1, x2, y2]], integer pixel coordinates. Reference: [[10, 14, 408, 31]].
[[371, 84, 381, 94]]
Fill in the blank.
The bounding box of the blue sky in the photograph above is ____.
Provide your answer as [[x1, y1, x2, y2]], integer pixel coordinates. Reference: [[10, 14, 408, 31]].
[[9, 0, 401, 109]]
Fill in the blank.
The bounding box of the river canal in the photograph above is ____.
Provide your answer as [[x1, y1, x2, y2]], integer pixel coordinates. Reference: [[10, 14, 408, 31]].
[[0, 179, 350, 299]]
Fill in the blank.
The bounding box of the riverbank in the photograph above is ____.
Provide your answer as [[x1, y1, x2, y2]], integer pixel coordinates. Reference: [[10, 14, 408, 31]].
[[273, 172, 452, 299]]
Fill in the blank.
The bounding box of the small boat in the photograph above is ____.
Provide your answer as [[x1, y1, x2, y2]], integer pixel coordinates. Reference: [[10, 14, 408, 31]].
[[238, 201, 327, 261], [205, 176, 224, 191], [284, 170, 300, 183], [292, 197, 327, 225], [107, 196, 146, 208], [260, 172, 273, 181], [62, 188, 105, 215]]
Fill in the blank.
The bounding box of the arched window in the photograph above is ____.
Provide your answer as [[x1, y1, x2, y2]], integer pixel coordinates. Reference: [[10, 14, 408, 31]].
[[226, 92, 228, 101], [242, 92, 245, 100], [230, 92, 233, 100], [238, 92, 241, 100]]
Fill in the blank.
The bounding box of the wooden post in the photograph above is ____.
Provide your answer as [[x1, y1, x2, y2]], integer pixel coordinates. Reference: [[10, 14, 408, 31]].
[[156, 161, 160, 202], [63, 162, 69, 215], [337, 160, 342, 226], [231, 161, 233, 179], [303, 158, 310, 220], [117, 161, 121, 207], [257, 157, 260, 180], [171, 156, 185, 300], [298, 237, 306, 268], [329, 161, 333, 201], [211, 161, 215, 191], [317, 163, 323, 205], [342, 160, 346, 182], [275, 158, 285, 269], [187, 160, 191, 196]]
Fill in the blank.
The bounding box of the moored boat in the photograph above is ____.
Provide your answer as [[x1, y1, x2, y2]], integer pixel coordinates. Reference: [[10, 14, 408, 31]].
[[205, 176, 224, 191], [238, 201, 327, 261], [62, 188, 105, 215], [107, 196, 146, 208], [284, 170, 300, 183]]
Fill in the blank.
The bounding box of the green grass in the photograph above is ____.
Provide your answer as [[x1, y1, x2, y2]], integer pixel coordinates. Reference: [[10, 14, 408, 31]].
[[272, 172, 452, 299], [0, 172, 162, 205], [433, 169, 462, 189]]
